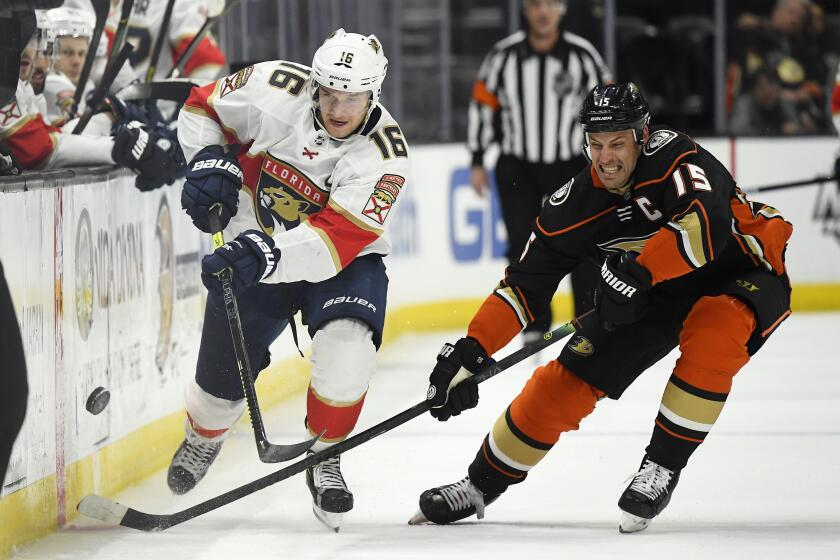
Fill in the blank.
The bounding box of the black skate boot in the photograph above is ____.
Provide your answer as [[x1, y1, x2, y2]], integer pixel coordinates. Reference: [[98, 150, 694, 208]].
[[306, 451, 354, 532], [408, 476, 500, 525], [166, 422, 226, 495], [618, 455, 681, 533]]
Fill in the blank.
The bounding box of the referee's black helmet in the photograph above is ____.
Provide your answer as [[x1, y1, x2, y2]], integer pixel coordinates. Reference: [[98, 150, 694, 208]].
[[579, 82, 650, 144]]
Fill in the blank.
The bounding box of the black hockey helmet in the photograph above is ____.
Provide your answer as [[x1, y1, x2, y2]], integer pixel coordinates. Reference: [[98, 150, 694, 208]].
[[579, 82, 650, 144]]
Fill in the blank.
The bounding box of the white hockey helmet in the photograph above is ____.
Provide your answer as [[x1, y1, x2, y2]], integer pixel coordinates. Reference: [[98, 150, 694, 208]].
[[309, 28, 388, 132], [44, 6, 94, 44]]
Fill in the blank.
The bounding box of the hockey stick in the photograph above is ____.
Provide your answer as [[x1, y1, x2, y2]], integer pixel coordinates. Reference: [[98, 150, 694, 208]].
[[742, 175, 837, 194], [145, 0, 177, 83], [167, 0, 236, 79], [77, 313, 587, 531], [118, 79, 206, 103], [206, 206, 319, 463], [70, 0, 109, 116], [72, 42, 134, 134], [109, 0, 135, 65]]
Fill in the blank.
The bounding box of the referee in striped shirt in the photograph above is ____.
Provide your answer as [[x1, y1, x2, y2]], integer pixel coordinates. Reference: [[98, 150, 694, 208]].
[[468, 0, 610, 338]]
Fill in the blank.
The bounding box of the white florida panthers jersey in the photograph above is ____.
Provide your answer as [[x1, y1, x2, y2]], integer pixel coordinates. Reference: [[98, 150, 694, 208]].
[[178, 60, 411, 285], [106, 0, 225, 80]]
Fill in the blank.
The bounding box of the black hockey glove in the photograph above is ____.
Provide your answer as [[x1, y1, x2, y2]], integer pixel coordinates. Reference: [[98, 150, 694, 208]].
[[427, 337, 494, 422], [201, 230, 280, 297], [112, 121, 186, 191], [182, 145, 243, 233], [594, 252, 653, 331]]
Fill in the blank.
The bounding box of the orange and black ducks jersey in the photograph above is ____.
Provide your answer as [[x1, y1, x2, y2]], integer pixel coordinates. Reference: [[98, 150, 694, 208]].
[[467, 127, 793, 355]]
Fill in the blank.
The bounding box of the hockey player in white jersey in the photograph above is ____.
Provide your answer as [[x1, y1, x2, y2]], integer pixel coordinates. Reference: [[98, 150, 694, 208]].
[[109, 0, 226, 81], [169, 29, 410, 531], [41, 6, 96, 123]]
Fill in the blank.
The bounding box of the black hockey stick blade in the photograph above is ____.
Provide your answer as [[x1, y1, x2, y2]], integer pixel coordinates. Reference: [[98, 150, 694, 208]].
[[118, 79, 205, 103], [70, 0, 110, 116], [76, 314, 586, 531], [257, 432, 321, 463]]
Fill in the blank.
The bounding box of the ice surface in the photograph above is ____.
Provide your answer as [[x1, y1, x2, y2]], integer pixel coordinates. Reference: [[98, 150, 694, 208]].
[[13, 313, 840, 559]]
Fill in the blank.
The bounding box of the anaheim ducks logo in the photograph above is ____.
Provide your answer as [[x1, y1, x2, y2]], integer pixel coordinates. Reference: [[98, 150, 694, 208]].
[[256, 156, 328, 234], [568, 335, 594, 356]]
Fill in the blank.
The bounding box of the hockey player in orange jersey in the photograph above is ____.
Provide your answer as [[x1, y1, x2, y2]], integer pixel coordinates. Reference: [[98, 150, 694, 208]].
[[411, 82, 793, 533]]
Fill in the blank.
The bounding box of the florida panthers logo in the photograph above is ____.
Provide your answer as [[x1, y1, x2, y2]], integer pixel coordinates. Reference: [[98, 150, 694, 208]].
[[256, 156, 328, 234]]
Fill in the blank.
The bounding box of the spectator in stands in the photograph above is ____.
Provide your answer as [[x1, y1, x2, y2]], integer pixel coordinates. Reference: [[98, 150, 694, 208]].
[[729, 65, 806, 135], [728, 0, 833, 134]]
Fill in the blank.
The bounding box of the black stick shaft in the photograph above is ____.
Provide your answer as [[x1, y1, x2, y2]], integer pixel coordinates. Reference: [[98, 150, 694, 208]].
[[208, 207, 271, 451], [146, 0, 177, 83], [167, 17, 212, 78], [72, 43, 134, 134], [110, 0, 135, 60], [70, 0, 109, 116], [743, 175, 837, 194], [120, 314, 586, 530]]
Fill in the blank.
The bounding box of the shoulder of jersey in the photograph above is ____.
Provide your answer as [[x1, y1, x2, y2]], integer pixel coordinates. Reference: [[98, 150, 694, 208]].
[[537, 167, 602, 235], [492, 30, 527, 53], [635, 127, 698, 184]]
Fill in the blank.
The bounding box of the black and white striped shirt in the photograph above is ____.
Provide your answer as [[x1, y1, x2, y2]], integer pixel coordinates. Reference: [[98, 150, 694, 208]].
[[468, 30, 610, 166]]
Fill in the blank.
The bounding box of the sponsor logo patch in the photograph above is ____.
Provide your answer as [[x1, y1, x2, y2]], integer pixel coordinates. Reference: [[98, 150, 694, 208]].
[[219, 65, 254, 97], [643, 129, 678, 156], [568, 335, 594, 356], [549, 178, 574, 206], [362, 174, 405, 225]]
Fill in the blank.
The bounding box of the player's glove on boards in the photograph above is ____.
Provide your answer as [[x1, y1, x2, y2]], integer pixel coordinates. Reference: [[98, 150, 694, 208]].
[[201, 230, 280, 296], [112, 120, 186, 191], [182, 145, 243, 232], [427, 337, 494, 422], [594, 252, 652, 331]]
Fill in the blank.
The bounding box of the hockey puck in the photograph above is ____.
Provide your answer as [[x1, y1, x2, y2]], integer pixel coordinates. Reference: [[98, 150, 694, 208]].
[[85, 387, 110, 415]]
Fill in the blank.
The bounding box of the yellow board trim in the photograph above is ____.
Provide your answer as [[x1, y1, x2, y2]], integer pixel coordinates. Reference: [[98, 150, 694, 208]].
[[1, 284, 837, 557]]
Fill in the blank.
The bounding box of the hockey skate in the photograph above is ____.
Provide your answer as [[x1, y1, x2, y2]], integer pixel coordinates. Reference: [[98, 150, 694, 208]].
[[618, 455, 681, 533], [306, 451, 354, 532], [166, 421, 226, 495], [408, 476, 500, 525]]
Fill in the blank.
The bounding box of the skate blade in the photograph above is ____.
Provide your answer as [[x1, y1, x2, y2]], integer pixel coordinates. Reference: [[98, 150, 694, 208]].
[[312, 505, 343, 532], [407, 509, 430, 525], [619, 511, 651, 533]]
